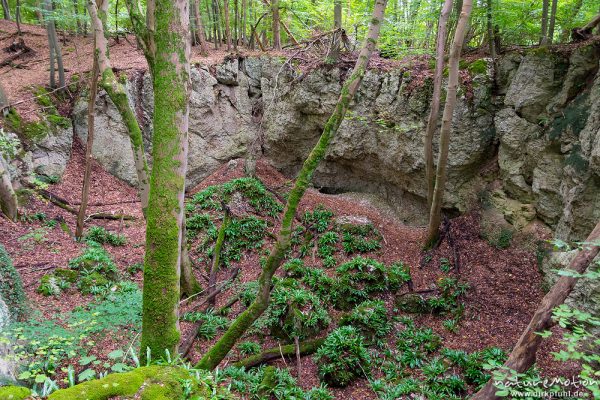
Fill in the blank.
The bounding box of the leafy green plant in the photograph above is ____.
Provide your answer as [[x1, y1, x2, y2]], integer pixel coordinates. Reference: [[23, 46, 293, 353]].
[[237, 341, 261, 356], [84, 226, 127, 246], [37, 274, 71, 296], [396, 325, 441, 368], [339, 300, 390, 343], [314, 326, 371, 387], [317, 231, 338, 258], [181, 311, 229, 340], [303, 205, 334, 233], [68, 242, 118, 279], [439, 258, 452, 273], [340, 223, 382, 254]]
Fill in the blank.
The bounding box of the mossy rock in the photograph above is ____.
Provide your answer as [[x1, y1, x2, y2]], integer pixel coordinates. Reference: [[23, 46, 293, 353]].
[[0, 244, 28, 321], [47, 366, 230, 400], [78, 272, 110, 294], [3, 109, 50, 143], [467, 59, 488, 75], [0, 385, 31, 400], [395, 293, 428, 314], [53, 268, 79, 283]]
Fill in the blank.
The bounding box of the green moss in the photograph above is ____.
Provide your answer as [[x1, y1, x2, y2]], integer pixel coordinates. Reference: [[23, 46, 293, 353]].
[[33, 86, 55, 110], [0, 244, 28, 320], [53, 268, 79, 283], [78, 272, 110, 294], [0, 386, 31, 400], [3, 109, 50, 143], [46, 113, 71, 129], [526, 46, 551, 56], [549, 92, 589, 140], [47, 366, 220, 400], [467, 59, 487, 75]]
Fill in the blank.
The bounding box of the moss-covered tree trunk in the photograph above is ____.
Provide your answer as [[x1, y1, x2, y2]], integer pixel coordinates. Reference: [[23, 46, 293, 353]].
[[89, 0, 150, 215], [473, 220, 600, 400], [424, 0, 453, 211], [0, 154, 17, 222], [195, 0, 389, 371], [425, 0, 472, 247], [134, 0, 191, 363]]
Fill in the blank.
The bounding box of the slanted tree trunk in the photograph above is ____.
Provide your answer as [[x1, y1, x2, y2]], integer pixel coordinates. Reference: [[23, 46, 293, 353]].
[[139, 0, 191, 363], [572, 13, 600, 41], [1, 0, 10, 20], [180, 224, 202, 297], [0, 155, 17, 222], [75, 7, 101, 240], [426, 0, 472, 247], [192, 0, 208, 55], [195, 0, 389, 371], [473, 220, 600, 400], [424, 0, 453, 212], [223, 0, 231, 50], [540, 0, 550, 45], [271, 0, 281, 49], [88, 0, 151, 215]]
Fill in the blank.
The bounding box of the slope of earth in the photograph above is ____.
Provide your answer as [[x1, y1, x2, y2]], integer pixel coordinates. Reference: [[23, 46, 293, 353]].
[[0, 138, 579, 399]]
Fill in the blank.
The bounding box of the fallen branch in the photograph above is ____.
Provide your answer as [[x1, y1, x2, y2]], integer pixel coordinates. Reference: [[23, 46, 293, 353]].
[[232, 337, 325, 369]]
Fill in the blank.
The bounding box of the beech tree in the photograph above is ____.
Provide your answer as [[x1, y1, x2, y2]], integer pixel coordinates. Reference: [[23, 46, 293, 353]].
[[45, 0, 65, 89], [125, 0, 192, 361], [195, 0, 390, 371], [426, 0, 473, 246], [424, 0, 453, 211], [473, 220, 600, 400], [271, 0, 280, 49], [1, 0, 10, 20]]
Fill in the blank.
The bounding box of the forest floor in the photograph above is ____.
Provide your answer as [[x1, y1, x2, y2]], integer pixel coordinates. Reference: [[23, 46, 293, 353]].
[[0, 140, 579, 399]]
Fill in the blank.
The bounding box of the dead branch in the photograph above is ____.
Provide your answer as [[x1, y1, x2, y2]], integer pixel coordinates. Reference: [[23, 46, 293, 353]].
[[232, 338, 325, 369]]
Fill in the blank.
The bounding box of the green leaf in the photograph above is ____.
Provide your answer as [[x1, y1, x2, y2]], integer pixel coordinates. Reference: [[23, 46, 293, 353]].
[[111, 363, 128, 372], [18, 371, 32, 380], [107, 349, 124, 359], [78, 368, 96, 382], [35, 374, 48, 383], [79, 355, 97, 366]]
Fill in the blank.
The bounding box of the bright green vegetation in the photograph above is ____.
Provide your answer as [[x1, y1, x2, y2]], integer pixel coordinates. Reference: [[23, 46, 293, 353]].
[[182, 311, 230, 340], [396, 276, 469, 317], [221, 365, 332, 399], [339, 300, 390, 344], [84, 226, 127, 246], [314, 326, 371, 387], [237, 341, 261, 356], [0, 386, 32, 400], [0, 244, 28, 320]]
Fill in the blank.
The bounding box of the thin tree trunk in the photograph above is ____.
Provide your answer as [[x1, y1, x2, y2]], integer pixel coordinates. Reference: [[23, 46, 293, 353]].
[[473, 220, 600, 400], [426, 0, 472, 246], [88, 0, 151, 215], [233, 0, 238, 50], [15, 0, 22, 36], [223, 0, 231, 50], [45, 0, 65, 89], [1, 0, 10, 20], [271, 0, 280, 49], [73, 0, 82, 34], [46, 0, 56, 89], [540, 0, 550, 45], [486, 0, 495, 58], [195, 0, 389, 371], [241, 0, 246, 44], [193, 0, 209, 55], [137, 0, 192, 363], [424, 0, 453, 212], [330, 0, 342, 62], [180, 224, 202, 297], [212, 0, 220, 48], [0, 155, 18, 222], [114, 0, 120, 42], [547, 0, 557, 44], [207, 208, 230, 307], [75, 45, 100, 240]]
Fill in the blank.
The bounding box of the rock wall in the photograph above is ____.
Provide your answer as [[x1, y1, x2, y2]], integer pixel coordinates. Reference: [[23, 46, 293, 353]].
[[70, 43, 600, 241]]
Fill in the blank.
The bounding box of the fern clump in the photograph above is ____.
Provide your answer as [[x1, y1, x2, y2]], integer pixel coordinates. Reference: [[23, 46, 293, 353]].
[[84, 226, 127, 246], [314, 326, 371, 387], [256, 279, 330, 341], [332, 257, 389, 310], [339, 300, 390, 343]]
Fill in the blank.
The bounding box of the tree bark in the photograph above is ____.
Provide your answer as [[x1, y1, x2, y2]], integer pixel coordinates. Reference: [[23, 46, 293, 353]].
[[486, 0, 495, 58], [1, 0, 10, 20], [44, 0, 65, 89], [233, 338, 325, 369], [426, 0, 472, 246], [424, 0, 453, 212], [195, 0, 389, 371], [223, 0, 232, 50], [547, 0, 558, 44], [75, 3, 101, 240], [192, 0, 208, 55], [130, 0, 191, 364], [540, 0, 550, 45], [473, 220, 600, 400], [0, 154, 17, 222], [330, 0, 342, 62], [271, 0, 281, 49], [207, 208, 230, 307], [180, 224, 202, 297], [88, 0, 151, 215]]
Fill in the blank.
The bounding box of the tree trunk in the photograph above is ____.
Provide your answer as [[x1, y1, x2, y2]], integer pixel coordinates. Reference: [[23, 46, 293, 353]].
[[426, 0, 472, 247], [540, 0, 550, 45], [547, 0, 558, 44], [486, 0, 495, 58], [233, 338, 325, 368], [192, 0, 208, 55], [473, 220, 600, 400], [212, 0, 220, 48], [560, 0, 583, 42], [0, 155, 17, 222], [88, 0, 151, 215], [233, 0, 238, 50], [424, 0, 453, 212], [271, 0, 280, 50], [73, 0, 82, 34], [75, 12, 101, 240], [195, 0, 389, 371], [223, 0, 231, 50], [138, 0, 192, 364], [45, 0, 65, 89], [330, 0, 342, 62], [1, 0, 10, 20], [15, 0, 22, 36], [241, 0, 247, 44], [207, 208, 230, 307], [180, 224, 202, 297]]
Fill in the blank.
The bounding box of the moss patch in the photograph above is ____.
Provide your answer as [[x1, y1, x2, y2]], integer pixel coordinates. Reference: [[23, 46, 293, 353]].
[[0, 244, 28, 320], [467, 59, 487, 75], [0, 386, 32, 400]]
